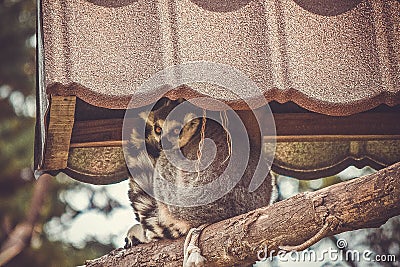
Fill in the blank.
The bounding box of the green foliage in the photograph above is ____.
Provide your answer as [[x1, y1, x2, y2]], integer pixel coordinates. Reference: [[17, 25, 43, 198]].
[[0, 117, 34, 177], [0, 0, 36, 96], [0, 0, 37, 251], [0, 0, 116, 266], [6, 239, 113, 267]]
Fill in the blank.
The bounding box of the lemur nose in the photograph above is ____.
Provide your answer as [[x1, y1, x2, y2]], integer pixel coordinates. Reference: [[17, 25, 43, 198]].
[[161, 139, 173, 149]]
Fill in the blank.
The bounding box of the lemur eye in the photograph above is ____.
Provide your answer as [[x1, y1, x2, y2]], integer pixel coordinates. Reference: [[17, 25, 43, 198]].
[[173, 128, 180, 135], [155, 126, 162, 135]]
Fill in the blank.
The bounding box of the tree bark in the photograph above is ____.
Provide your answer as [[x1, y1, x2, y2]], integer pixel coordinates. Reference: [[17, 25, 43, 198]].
[[85, 162, 400, 267]]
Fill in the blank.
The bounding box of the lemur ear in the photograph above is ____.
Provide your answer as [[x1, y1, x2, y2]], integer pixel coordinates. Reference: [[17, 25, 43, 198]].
[[161, 98, 171, 107], [139, 111, 154, 125], [152, 98, 171, 111], [176, 98, 185, 104], [183, 113, 199, 125]]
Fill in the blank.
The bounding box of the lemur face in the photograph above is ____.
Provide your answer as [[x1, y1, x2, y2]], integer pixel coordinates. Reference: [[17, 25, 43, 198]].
[[153, 113, 200, 150], [139, 99, 201, 151]]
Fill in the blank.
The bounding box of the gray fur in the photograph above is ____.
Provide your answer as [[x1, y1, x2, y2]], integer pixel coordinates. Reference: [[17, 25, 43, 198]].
[[125, 98, 274, 248]]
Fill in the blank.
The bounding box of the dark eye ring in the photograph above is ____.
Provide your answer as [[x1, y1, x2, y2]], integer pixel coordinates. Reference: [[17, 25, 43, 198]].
[[155, 126, 162, 135]]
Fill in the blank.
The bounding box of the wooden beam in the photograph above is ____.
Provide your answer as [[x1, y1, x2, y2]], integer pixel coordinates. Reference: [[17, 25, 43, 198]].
[[269, 134, 400, 142], [70, 113, 400, 148], [274, 113, 400, 136], [70, 118, 122, 144], [69, 141, 125, 148]]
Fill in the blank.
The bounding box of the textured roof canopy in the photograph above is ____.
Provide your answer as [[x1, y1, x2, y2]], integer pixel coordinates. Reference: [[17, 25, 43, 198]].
[[36, 0, 400, 182], [41, 0, 400, 115]]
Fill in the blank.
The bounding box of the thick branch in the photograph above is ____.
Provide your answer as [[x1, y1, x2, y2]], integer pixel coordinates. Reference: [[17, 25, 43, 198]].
[[85, 162, 400, 267], [0, 174, 52, 266]]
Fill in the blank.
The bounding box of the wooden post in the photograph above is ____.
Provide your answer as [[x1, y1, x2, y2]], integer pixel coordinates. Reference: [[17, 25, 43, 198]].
[[43, 95, 76, 170]]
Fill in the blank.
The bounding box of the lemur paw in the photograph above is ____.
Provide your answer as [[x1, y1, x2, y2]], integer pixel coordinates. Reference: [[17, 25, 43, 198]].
[[124, 236, 133, 249], [124, 224, 148, 249]]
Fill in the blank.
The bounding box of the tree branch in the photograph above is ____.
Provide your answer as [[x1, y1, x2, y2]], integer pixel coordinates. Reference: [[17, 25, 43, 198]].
[[0, 173, 52, 266], [85, 162, 400, 267]]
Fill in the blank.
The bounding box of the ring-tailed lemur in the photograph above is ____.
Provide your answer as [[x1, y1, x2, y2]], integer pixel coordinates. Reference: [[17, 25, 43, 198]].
[[125, 98, 275, 265]]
